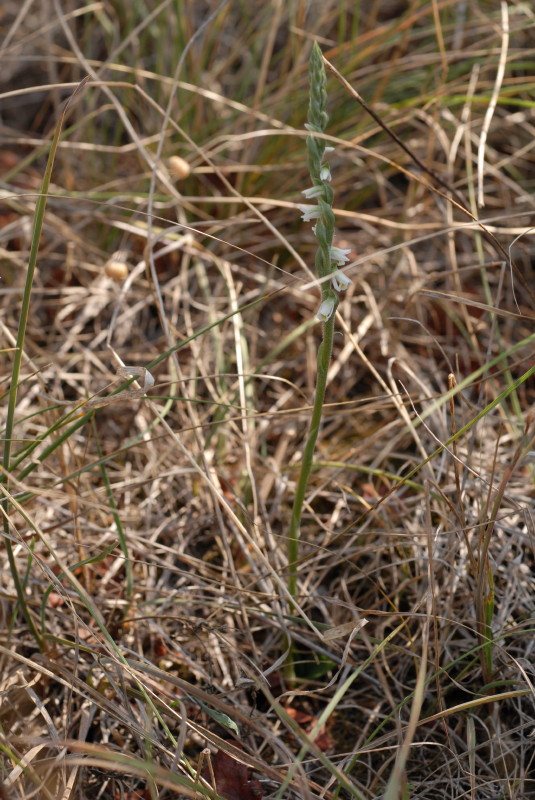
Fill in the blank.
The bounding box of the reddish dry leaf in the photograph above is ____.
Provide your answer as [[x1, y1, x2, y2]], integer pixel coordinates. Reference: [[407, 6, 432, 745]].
[[152, 636, 168, 658], [285, 707, 333, 752], [47, 591, 65, 608], [202, 750, 263, 800], [0, 150, 19, 170]]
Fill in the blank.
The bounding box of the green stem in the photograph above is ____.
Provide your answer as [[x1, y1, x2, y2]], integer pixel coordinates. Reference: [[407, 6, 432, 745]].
[[287, 307, 337, 601], [1, 78, 89, 648]]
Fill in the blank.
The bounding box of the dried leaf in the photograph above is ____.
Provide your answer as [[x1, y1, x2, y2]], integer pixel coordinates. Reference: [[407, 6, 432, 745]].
[[202, 750, 263, 800], [286, 707, 333, 752]]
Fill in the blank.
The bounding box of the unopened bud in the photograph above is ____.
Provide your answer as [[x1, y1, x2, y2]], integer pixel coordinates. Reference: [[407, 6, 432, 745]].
[[104, 251, 129, 281], [168, 155, 191, 180]]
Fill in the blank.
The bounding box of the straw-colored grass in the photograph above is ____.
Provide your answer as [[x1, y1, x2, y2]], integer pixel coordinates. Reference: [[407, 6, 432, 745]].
[[1, 1, 534, 798]]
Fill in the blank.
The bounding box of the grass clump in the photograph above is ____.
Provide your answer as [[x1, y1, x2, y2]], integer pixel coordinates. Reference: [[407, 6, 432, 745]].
[[1, 2, 534, 799]]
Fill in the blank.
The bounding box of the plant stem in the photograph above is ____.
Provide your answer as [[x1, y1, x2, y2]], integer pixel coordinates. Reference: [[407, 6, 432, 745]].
[[284, 44, 350, 681], [1, 78, 88, 648], [287, 307, 337, 600]]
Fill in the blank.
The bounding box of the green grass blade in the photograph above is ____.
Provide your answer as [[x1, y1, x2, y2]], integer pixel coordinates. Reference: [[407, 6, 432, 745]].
[[1, 77, 89, 647]]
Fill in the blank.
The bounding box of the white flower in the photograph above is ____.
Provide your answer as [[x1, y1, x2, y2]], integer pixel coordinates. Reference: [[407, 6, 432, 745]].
[[331, 270, 352, 292], [301, 184, 324, 199], [316, 295, 336, 322], [330, 245, 351, 266], [324, 146, 335, 155], [320, 165, 331, 181], [298, 204, 321, 222]]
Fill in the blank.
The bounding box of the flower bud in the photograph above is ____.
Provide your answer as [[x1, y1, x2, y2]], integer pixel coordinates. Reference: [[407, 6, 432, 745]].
[[168, 155, 191, 180], [104, 251, 129, 281]]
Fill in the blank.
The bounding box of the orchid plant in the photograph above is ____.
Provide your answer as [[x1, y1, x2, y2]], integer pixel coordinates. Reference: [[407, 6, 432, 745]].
[[287, 43, 351, 618]]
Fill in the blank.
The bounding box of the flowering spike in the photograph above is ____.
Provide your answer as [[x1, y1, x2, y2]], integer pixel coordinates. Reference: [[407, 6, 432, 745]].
[[307, 42, 328, 136], [300, 42, 352, 308]]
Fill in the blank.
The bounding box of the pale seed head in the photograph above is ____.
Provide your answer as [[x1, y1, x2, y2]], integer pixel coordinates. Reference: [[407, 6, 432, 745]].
[[168, 155, 191, 180], [104, 251, 129, 281]]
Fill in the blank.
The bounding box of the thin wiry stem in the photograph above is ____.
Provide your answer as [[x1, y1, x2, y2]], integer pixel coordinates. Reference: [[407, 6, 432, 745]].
[[287, 306, 337, 600]]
